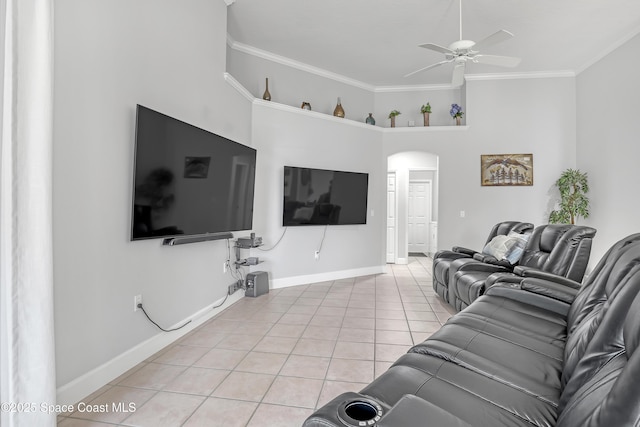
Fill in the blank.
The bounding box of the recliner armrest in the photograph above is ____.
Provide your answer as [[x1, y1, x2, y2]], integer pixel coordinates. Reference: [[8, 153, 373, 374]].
[[513, 266, 582, 289], [452, 246, 478, 257], [473, 252, 497, 263], [378, 395, 471, 427], [434, 249, 476, 263], [520, 277, 579, 304], [472, 253, 515, 269], [455, 261, 511, 274], [485, 282, 571, 316]]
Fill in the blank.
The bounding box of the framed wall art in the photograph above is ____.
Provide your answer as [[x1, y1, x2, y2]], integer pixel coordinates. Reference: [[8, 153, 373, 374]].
[[481, 153, 533, 186]]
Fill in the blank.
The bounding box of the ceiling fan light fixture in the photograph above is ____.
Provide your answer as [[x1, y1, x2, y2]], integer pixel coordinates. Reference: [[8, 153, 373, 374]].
[[404, 0, 521, 83]]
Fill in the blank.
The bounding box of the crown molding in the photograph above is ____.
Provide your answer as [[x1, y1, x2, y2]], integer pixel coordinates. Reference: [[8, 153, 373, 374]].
[[227, 35, 462, 93], [227, 35, 583, 92], [575, 26, 640, 75], [227, 35, 376, 92], [224, 72, 254, 102], [374, 83, 459, 93], [465, 70, 575, 81]]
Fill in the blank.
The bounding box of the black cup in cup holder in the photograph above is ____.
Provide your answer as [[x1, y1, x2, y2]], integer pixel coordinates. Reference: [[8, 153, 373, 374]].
[[337, 397, 384, 427]]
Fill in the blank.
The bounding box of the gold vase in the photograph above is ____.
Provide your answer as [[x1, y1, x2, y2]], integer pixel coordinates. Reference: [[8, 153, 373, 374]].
[[390, 116, 396, 128], [423, 113, 430, 126], [455, 116, 461, 126], [333, 97, 345, 118], [262, 78, 271, 101]]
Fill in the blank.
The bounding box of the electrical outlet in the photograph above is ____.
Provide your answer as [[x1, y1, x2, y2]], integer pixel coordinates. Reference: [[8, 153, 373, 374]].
[[314, 250, 320, 261], [228, 283, 237, 295], [134, 295, 142, 312]]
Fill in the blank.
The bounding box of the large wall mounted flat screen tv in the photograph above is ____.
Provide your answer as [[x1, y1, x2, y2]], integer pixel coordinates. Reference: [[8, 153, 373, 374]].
[[283, 166, 368, 226], [131, 105, 256, 240]]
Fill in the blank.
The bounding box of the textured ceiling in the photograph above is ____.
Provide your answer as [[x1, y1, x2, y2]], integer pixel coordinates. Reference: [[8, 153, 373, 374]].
[[227, 0, 640, 87]]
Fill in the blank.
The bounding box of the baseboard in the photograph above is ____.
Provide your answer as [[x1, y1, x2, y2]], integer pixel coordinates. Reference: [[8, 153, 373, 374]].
[[57, 265, 387, 404], [270, 265, 387, 289], [56, 291, 245, 406]]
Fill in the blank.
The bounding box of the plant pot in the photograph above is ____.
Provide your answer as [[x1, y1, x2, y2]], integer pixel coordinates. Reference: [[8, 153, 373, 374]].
[[423, 112, 430, 126]]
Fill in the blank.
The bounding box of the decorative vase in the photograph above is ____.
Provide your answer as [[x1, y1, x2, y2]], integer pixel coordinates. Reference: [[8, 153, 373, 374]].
[[301, 102, 311, 110], [262, 78, 271, 101], [390, 116, 396, 128], [423, 113, 430, 127], [333, 97, 345, 118], [365, 113, 375, 125], [455, 116, 461, 126]]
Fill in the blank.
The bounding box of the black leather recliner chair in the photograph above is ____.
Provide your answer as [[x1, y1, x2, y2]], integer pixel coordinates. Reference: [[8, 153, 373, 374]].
[[448, 224, 596, 311], [303, 233, 640, 427], [432, 221, 534, 303]]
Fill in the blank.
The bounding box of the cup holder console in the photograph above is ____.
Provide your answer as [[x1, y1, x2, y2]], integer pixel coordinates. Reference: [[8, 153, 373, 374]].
[[337, 397, 384, 427]]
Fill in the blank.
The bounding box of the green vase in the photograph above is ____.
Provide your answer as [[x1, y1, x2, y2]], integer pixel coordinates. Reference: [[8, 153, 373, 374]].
[[365, 113, 375, 125]]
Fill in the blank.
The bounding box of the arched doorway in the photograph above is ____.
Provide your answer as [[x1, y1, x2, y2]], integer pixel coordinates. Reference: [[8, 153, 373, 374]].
[[387, 151, 439, 264]]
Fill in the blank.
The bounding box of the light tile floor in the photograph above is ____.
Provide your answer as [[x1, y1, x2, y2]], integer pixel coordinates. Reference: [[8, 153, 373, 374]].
[[57, 256, 455, 427]]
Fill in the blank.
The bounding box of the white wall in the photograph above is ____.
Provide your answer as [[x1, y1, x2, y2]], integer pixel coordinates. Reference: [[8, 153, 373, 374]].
[[384, 77, 577, 252], [53, 0, 252, 392], [577, 33, 640, 264], [250, 103, 386, 285]]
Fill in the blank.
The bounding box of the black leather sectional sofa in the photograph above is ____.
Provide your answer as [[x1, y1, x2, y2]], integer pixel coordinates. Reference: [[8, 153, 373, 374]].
[[303, 233, 640, 427], [432, 221, 534, 302], [434, 223, 596, 312]]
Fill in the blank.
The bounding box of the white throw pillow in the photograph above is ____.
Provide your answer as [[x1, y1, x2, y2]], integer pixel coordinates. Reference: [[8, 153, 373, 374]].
[[482, 235, 517, 260], [504, 231, 530, 264]]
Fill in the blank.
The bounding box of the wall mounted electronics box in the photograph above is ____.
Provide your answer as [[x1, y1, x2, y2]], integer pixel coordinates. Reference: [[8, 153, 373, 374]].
[[245, 271, 269, 298], [237, 235, 262, 248]]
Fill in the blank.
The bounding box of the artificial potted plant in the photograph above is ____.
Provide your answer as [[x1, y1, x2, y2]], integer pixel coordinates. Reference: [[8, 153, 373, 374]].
[[549, 168, 590, 225], [421, 102, 432, 126], [450, 103, 464, 125], [388, 110, 401, 128]]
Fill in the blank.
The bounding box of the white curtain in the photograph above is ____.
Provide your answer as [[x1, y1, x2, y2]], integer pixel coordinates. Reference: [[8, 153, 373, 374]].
[[1, 0, 56, 426]]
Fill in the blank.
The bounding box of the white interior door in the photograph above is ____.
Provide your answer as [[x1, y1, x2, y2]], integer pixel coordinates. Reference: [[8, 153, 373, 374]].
[[386, 173, 396, 263], [408, 180, 431, 254]]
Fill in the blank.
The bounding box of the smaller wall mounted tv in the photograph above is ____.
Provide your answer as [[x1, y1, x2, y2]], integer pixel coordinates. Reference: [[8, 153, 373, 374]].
[[283, 166, 369, 226], [131, 105, 256, 241]]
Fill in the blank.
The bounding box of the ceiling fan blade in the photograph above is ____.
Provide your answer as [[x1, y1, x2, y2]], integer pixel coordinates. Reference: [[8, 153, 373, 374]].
[[472, 29, 514, 51], [404, 59, 453, 78], [474, 54, 521, 67], [451, 62, 466, 86], [418, 43, 455, 55]]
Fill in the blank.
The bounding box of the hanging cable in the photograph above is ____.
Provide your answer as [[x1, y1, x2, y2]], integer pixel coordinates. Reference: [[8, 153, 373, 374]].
[[256, 227, 288, 251], [211, 288, 231, 309], [317, 225, 329, 255], [137, 303, 192, 332]]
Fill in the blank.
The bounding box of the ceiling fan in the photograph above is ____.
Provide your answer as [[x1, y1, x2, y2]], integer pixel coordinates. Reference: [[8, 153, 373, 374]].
[[405, 0, 521, 86]]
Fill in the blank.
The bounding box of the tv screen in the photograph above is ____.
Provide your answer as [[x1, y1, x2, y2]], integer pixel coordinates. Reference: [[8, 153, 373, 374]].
[[131, 105, 256, 240], [283, 166, 368, 226]]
